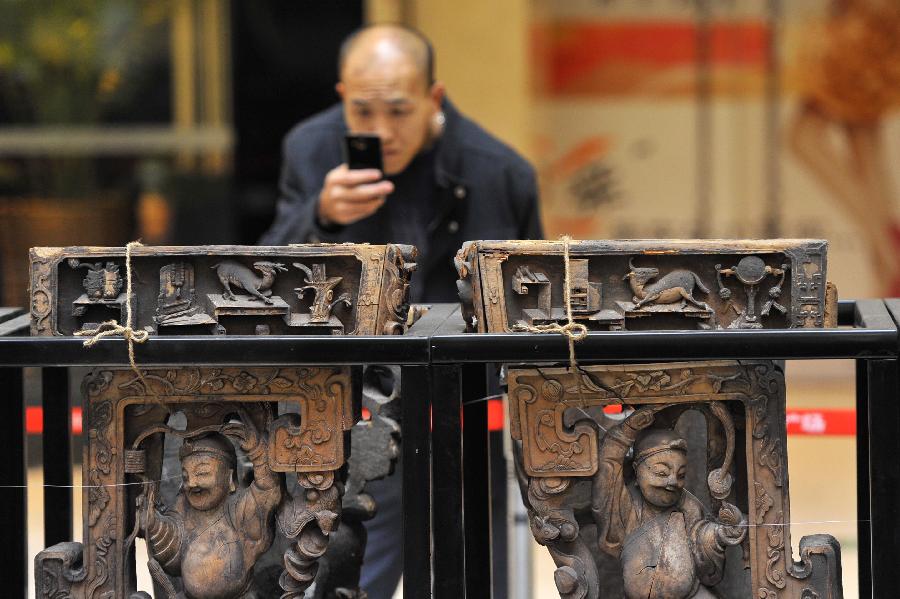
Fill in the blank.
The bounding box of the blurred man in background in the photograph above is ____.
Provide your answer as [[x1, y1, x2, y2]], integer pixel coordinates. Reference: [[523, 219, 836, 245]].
[[260, 23, 541, 303], [260, 23, 542, 598]]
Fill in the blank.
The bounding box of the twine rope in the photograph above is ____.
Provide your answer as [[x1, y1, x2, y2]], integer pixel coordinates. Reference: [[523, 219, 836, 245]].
[[75, 241, 160, 408], [515, 236, 587, 370]]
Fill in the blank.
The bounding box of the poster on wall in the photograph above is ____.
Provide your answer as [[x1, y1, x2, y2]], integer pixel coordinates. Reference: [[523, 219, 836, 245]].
[[530, 0, 900, 297]]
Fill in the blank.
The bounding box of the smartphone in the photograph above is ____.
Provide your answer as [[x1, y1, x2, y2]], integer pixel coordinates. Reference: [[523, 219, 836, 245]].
[[344, 134, 383, 172]]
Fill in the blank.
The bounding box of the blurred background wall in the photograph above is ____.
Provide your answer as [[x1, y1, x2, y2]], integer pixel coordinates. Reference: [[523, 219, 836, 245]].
[[2, 0, 898, 307]]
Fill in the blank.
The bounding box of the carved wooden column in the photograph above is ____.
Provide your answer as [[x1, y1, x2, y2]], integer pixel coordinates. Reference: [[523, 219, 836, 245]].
[[458, 239, 843, 599], [32, 244, 415, 599]]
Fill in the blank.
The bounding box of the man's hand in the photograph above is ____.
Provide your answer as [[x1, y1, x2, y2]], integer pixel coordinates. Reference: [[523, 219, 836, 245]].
[[318, 164, 394, 226]]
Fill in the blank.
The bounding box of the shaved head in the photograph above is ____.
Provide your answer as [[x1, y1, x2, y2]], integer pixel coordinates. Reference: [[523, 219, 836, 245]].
[[336, 24, 444, 175], [338, 24, 434, 88]]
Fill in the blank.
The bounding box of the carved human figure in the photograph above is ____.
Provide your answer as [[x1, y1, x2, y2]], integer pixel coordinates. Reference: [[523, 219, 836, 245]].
[[591, 407, 746, 599], [139, 423, 282, 598]]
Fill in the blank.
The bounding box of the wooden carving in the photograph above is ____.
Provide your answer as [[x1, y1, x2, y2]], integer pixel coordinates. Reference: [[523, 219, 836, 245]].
[[211, 260, 288, 304], [456, 239, 836, 332], [33, 244, 417, 598], [35, 367, 358, 598], [508, 362, 843, 599], [29, 244, 417, 336], [297, 366, 402, 598], [461, 240, 842, 598]]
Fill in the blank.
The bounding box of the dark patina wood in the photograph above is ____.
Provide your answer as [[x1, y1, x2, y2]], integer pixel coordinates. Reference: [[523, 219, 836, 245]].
[[33, 244, 415, 599], [459, 239, 842, 599], [456, 239, 837, 333]]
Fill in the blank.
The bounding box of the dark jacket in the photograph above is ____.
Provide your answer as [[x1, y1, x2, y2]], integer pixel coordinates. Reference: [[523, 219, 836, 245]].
[[259, 99, 543, 302]]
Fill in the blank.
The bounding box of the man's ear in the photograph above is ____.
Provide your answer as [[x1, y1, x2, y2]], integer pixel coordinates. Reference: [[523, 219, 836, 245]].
[[429, 81, 445, 109], [335, 82, 346, 99]]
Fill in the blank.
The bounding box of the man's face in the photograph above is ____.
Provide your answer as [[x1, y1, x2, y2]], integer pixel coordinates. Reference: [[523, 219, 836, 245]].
[[338, 58, 442, 176], [182, 454, 232, 512], [635, 450, 687, 508]]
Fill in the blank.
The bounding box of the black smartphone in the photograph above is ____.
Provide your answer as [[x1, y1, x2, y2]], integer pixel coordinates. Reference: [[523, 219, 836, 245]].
[[344, 133, 383, 172]]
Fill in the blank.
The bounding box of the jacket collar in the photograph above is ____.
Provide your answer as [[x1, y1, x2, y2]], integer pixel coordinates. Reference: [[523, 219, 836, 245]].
[[433, 98, 467, 190]]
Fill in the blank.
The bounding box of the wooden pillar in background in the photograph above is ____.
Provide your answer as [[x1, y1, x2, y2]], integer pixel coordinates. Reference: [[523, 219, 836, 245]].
[[171, 0, 196, 171], [199, 0, 231, 175], [413, 0, 532, 162]]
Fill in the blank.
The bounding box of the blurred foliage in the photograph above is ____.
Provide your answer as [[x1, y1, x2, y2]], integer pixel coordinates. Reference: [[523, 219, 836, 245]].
[[0, 0, 172, 196]]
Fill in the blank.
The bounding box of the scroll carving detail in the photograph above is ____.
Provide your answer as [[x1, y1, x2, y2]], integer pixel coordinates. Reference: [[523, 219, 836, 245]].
[[508, 362, 844, 599], [36, 367, 356, 599]]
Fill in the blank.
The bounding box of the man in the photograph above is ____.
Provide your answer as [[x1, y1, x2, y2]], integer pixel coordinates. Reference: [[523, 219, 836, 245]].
[[259, 24, 543, 597], [259, 23, 542, 303]]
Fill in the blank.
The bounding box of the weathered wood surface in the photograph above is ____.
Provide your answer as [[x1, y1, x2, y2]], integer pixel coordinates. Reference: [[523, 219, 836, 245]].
[[33, 244, 416, 599], [460, 239, 842, 599], [30, 244, 416, 337], [509, 362, 843, 599], [456, 239, 836, 333]]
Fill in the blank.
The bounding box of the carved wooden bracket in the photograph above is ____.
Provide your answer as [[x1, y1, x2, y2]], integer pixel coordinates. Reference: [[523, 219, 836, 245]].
[[33, 244, 417, 598], [508, 362, 844, 599], [35, 367, 357, 598], [461, 239, 843, 598]]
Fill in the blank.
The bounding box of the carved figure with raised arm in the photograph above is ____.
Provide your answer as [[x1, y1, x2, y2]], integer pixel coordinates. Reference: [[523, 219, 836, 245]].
[[591, 406, 746, 599], [139, 416, 282, 599]]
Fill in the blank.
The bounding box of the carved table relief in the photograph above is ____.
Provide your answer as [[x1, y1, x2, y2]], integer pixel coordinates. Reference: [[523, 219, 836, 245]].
[[33, 244, 417, 598]]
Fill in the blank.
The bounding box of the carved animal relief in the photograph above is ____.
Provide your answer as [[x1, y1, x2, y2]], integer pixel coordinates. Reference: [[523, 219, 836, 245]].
[[30, 244, 417, 336], [456, 239, 836, 332]]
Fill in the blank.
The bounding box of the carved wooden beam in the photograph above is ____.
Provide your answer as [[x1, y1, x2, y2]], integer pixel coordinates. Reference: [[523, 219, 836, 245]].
[[456, 239, 836, 332], [30, 244, 417, 337]]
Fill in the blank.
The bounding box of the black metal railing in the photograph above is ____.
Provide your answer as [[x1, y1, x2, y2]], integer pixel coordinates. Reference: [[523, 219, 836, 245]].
[[2, 300, 897, 598]]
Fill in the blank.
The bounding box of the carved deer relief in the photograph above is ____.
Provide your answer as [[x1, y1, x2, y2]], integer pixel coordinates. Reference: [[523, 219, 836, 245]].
[[212, 260, 288, 304], [624, 257, 711, 311]]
